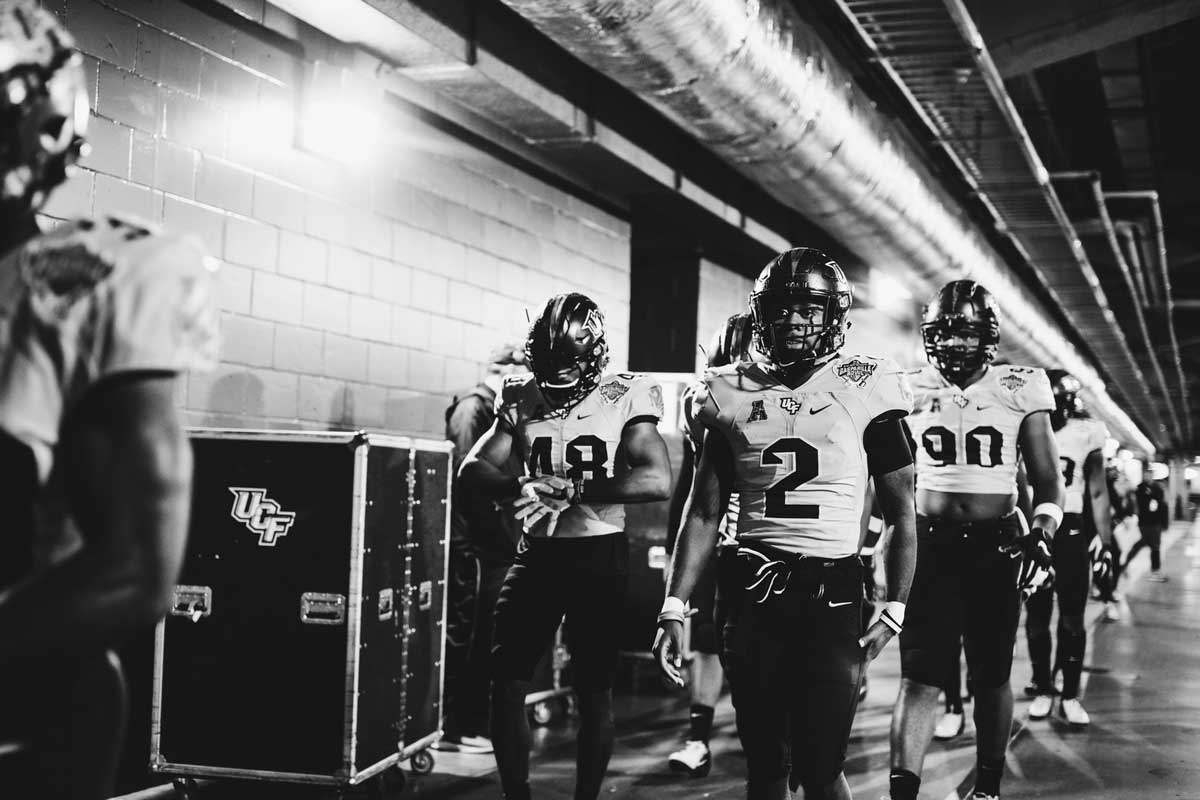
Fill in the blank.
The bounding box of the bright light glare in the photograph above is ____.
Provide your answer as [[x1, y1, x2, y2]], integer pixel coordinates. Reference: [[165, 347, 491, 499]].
[[1149, 461, 1170, 481], [228, 99, 295, 155], [300, 70, 381, 165], [868, 269, 913, 317], [1103, 437, 1120, 459]]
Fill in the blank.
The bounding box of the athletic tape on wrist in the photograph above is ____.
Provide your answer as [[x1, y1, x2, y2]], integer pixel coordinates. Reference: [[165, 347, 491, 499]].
[[1033, 502, 1063, 529], [658, 596, 686, 625], [880, 600, 905, 634]]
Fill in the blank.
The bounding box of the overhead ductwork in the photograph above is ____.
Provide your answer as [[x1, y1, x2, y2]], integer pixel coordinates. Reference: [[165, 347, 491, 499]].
[[498, 0, 1155, 451]]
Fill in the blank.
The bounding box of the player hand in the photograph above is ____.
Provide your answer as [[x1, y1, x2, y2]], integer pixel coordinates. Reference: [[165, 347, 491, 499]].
[[653, 619, 685, 688], [1005, 526, 1054, 598], [858, 618, 897, 662], [513, 477, 576, 536], [1089, 536, 1114, 589]]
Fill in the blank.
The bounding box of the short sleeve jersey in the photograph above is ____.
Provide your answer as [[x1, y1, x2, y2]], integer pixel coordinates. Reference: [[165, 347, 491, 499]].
[[905, 363, 1054, 495], [497, 371, 663, 538], [695, 354, 912, 558], [1055, 416, 1108, 514], [0, 214, 219, 569]]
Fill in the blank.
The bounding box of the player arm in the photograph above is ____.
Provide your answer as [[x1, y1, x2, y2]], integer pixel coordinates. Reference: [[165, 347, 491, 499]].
[[1019, 410, 1065, 535], [0, 374, 192, 663], [864, 416, 916, 605], [665, 437, 697, 553], [1014, 459, 1034, 523], [576, 420, 672, 504], [666, 427, 732, 605], [459, 420, 522, 502], [1083, 449, 1112, 545]]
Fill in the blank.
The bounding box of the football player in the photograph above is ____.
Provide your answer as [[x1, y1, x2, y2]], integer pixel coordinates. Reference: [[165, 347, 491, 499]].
[[1023, 370, 1112, 725], [655, 248, 917, 800], [887, 281, 1063, 800], [459, 293, 671, 800], [664, 312, 758, 778], [0, 3, 218, 797]]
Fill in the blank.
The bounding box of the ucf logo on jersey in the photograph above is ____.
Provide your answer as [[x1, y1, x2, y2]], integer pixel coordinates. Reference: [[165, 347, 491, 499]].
[[694, 354, 912, 559], [905, 364, 1054, 495]]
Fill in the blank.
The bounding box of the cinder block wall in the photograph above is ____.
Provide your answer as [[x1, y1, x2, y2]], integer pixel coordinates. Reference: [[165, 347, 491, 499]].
[[42, 0, 631, 437]]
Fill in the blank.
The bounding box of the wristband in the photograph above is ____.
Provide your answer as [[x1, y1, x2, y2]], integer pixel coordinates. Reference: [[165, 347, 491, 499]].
[[880, 600, 905, 634], [657, 596, 686, 625], [867, 516, 884, 534], [1032, 502, 1063, 529]]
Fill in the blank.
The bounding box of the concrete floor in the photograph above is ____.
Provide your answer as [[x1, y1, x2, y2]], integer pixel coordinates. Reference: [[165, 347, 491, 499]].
[[138, 518, 1200, 800]]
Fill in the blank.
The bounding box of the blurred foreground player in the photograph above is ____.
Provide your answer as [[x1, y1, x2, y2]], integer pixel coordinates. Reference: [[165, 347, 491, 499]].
[[1023, 370, 1112, 725], [664, 312, 758, 777], [656, 248, 917, 800], [0, 3, 218, 798], [888, 280, 1062, 800], [460, 293, 671, 800]]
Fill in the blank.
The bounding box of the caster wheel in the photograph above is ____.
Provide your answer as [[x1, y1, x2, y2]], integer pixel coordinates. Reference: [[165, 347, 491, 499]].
[[531, 700, 553, 725], [410, 749, 434, 775], [561, 694, 578, 717], [172, 778, 198, 800]]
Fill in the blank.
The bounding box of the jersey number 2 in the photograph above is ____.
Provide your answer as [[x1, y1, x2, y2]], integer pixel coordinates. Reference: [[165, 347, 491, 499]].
[[762, 437, 819, 518]]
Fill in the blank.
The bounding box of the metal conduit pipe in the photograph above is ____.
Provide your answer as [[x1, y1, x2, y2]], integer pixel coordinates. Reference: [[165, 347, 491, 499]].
[[1106, 190, 1192, 446], [1053, 171, 1184, 446], [1114, 222, 1149, 308], [499, 0, 1152, 451]]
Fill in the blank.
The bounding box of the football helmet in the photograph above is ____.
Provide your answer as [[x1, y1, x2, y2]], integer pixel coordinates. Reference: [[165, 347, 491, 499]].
[[1047, 368, 1084, 430], [921, 280, 1000, 385], [525, 292, 609, 410], [706, 312, 756, 368], [0, 1, 90, 217], [748, 247, 852, 370]]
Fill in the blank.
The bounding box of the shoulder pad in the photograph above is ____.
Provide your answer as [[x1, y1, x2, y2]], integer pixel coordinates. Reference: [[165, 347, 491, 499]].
[[831, 354, 884, 389]]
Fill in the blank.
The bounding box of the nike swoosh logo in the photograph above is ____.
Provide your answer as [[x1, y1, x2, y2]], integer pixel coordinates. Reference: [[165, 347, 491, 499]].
[[976, 406, 990, 411], [828, 600, 853, 608], [577, 413, 591, 419], [809, 404, 833, 415], [1068, 528, 1081, 535]]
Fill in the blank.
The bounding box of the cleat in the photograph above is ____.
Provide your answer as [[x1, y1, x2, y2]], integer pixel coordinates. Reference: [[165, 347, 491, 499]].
[[1028, 694, 1053, 719], [431, 734, 494, 754], [1148, 571, 1169, 583], [969, 794, 1000, 800], [934, 711, 964, 740], [1059, 698, 1091, 726], [1102, 602, 1120, 622], [668, 740, 712, 777]]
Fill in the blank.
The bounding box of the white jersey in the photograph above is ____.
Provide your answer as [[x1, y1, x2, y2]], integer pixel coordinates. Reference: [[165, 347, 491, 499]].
[[1055, 417, 1108, 514], [497, 371, 664, 538], [906, 363, 1054, 495], [0, 214, 219, 570], [695, 354, 912, 558]]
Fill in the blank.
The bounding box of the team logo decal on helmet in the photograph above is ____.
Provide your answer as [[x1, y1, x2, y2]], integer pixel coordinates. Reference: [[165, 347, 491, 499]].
[[525, 292, 610, 410], [921, 279, 1001, 385], [0, 1, 90, 215], [835, 358, 877, 387], [749, 247, 852, 370]]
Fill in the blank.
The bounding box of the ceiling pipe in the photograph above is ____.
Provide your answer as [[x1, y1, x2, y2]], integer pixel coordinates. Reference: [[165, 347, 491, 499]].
[[1106, 190, 1193, 447], [1053, 171, 1183, 446], [1114, 222, 1150, 309], [499, 0, 1155, 453]]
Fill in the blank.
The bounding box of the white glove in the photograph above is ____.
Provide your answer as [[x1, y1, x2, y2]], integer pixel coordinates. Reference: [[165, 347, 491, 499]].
[[513, 476, 576, 536]]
